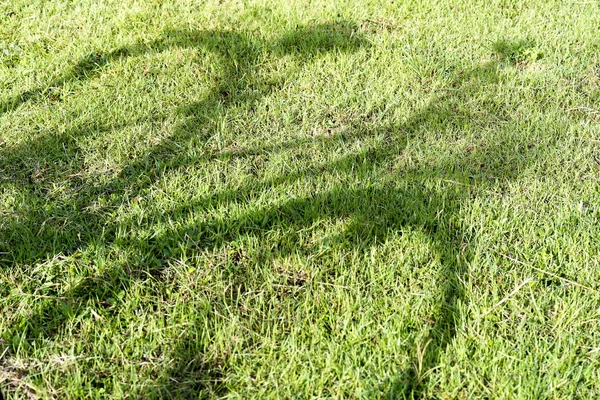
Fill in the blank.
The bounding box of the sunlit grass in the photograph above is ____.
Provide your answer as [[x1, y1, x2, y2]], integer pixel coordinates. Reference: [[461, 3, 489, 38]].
[[2, 0, 600, 398]]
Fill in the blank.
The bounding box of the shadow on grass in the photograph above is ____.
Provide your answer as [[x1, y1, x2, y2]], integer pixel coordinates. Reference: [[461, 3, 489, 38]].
[[0, 21, 368, 397], [147, 60, 544, 399], [0, 29, 561, 398]]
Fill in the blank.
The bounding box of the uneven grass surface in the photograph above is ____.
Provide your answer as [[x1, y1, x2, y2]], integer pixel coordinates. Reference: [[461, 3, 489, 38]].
[[2, 0, 600, 398]]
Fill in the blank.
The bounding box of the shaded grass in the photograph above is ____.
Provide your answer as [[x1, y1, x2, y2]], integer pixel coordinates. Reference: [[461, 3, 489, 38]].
[[2, 0, 600, 398]]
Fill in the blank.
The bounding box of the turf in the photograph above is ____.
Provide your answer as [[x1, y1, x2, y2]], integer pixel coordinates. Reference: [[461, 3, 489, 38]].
[[1, 0, 600, 398]]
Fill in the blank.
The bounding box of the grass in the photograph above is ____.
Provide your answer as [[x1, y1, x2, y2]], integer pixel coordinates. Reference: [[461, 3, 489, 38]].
[[1, 0, 600, 398]]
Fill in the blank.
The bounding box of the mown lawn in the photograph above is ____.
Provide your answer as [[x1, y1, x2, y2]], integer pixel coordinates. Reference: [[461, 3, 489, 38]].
[[1, 0, 600, 398]]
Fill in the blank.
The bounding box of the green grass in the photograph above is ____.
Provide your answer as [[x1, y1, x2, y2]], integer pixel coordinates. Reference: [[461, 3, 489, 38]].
[[1, 0, 600, 398]]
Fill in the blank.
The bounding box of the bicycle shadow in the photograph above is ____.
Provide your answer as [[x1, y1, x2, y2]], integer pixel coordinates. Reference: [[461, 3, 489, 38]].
[[1, 30, 566, 397]]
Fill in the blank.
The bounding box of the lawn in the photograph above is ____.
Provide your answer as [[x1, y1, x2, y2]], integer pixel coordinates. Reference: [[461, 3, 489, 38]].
[[1, 0, 600, 398]]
